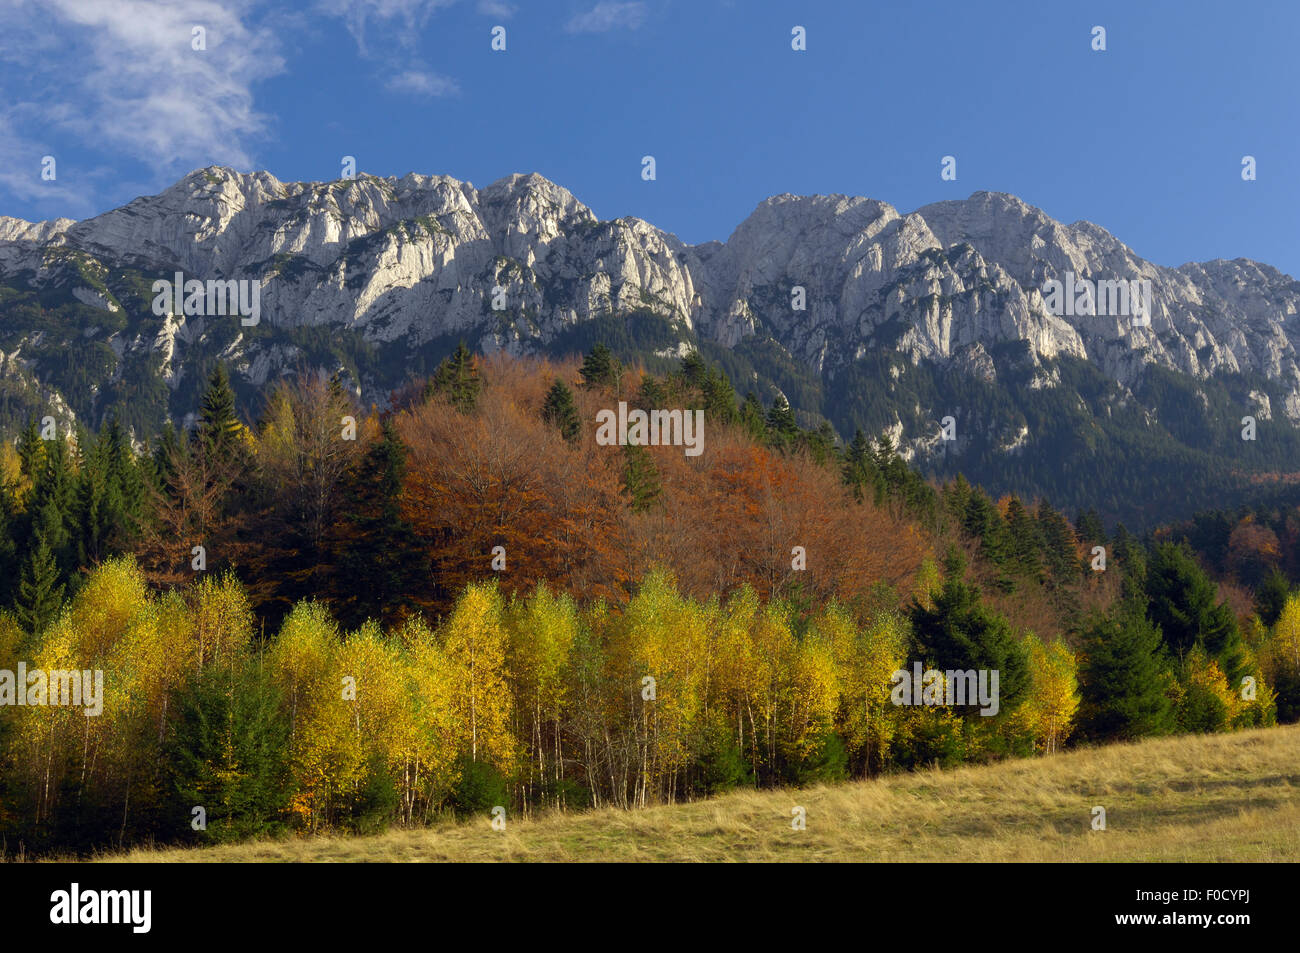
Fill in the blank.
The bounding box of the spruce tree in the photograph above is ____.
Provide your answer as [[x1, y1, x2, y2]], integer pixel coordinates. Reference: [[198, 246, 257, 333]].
[[908, 574, 1029, 711], [335, 421, 427, 628], [765, 394, 798, 441], [1078, 605, 1175, 741], [1255, 568, 1290, 628], [636, 374, 666, 410], [700, 367, 738, 423], [199, 364, 242, 457], [1075, 509, 1107, 546], [739, 392, 766, 441], [541, 379, 581, 443], [1146, 542, 1247, 682], [1036, 501, 1079, 585], [621, 444, 662, 512], [165, 661, 293, 842], [16, 531, 64, 634], [426, 343, 482, 412], [680, 350, 708, 389], [1005, 496, 1043, 581], [580, 343, 621, 392], [0, 487, 18, 607], [843, 428, 883, 502]]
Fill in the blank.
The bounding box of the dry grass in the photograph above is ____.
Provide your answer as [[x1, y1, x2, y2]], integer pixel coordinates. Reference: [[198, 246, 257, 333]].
[[95, 724, 1300, 862]]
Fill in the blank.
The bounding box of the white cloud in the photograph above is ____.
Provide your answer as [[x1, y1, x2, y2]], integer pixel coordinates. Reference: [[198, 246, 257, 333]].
[[316, 0, 455, 53], [565, 1, 646, 34], [0, 0, 285, 176], [385, 69, 460, 97], [476, 0, 516, 17]]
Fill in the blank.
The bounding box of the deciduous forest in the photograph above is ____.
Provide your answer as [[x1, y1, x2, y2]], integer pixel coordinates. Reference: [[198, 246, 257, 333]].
[[1, 345, 1297, 853]]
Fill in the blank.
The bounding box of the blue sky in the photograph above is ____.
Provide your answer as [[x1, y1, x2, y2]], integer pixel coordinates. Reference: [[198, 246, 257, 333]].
[[1, 0, 1297, 276]]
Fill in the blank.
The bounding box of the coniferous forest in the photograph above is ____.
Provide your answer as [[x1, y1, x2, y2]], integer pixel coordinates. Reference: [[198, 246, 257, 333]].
[[1, 345, 1297, 855]]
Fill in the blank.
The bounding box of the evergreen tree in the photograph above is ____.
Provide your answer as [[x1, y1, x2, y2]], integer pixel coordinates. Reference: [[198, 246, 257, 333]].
[[1146, 542, 1248, 682], [739, 392, 766, 441], [580, 343, 621, 392], [27, 438, 75, 576], [1036, 501, 1079, 585], [152, 423, 181, 490], [944, 475, 974, 530], [765, 393, 798, 441], [700, 367, 738, 423], [1005, 496, 1043, 581], [871, 433, 910, 496], [908, 574, 1030, 711], [800, 422, 838, 467], [680, 350, 709, 389], [843, 428, 885, 503], [1077, 605, 1175, 741], [621, 444, 662, 512], [425, 343, 482, 412], [16, 528, 64, 634], [1110, 523, 1146, 602], [16, 418, 42, 483], [334, 421, 428, 629], [636, 374, 667, 410], [0, 486, 16, 607], [1075, 509, 1107, 546], [199, 364, 243, 457], [1254, 568, 1290, 628], [165, 661, 293, 843], [963, 490, 1013, 585], [541, 378, 581, 444]]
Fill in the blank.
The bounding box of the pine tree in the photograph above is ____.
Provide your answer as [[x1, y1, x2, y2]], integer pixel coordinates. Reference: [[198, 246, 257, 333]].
[[908, 574, 1030, 711], [16, 528, 64, 634], [334, 421, 428, 629], [739, 392, 766, 441], [1146, 541, 1247, 682], [426, 343, 482, 412], [1077, 605, 1175, 741], [580, 343, 622, 393], [843, 428, 885, 503], [1036, 501, 1079, 585], [700, 367, 738, 423], [621, 444, 662, 512], [636, 374, 667, 410], [541, 379, 581, 443], [1254, 568, 1290, 628], [1075, 509, 1107, 546], [199, 364, 243, 457], [765, 394, 797, 441], [1005, 496, 1043, 582]]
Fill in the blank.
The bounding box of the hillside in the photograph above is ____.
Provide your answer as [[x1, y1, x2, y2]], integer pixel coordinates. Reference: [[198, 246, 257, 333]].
[[5, 169, 1300, 525], [2, 350, 1298, 859], [93, 725, 1300, 863]]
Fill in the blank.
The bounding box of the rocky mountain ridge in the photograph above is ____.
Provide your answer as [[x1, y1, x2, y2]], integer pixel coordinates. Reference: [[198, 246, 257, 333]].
[[3, 167, 1299, 523]]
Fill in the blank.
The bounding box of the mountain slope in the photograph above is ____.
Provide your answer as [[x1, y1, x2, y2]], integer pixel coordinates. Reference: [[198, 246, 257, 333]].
[[3, 167, 1300, 525]]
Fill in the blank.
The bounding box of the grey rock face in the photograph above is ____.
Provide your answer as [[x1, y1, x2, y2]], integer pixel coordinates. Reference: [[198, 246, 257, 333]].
[[3, 168, 1299, 430]]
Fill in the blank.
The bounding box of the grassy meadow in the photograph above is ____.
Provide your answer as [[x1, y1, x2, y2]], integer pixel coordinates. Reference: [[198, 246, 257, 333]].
[[82, 723, 1300, 863]]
